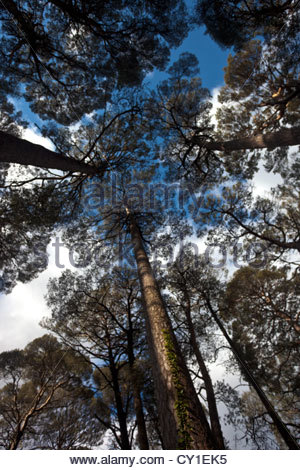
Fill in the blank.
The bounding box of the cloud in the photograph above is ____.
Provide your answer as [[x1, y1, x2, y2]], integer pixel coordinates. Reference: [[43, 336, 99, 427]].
[[210, 86, 222, 127], [22, 128, 55, 151], [0, 277, 49, 353], [252, 163, 282, 197], [0, 237, 75, 353]]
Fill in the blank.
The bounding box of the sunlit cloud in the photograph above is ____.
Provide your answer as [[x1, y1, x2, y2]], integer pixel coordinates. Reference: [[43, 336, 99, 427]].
[[22, 127, 55, 151]]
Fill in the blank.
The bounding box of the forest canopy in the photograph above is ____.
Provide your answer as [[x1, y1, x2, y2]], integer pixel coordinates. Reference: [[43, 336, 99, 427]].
[[0, 0, 299, 451]]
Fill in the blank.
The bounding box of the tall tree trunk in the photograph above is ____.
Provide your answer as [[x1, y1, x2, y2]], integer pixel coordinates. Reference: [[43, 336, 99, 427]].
[[131, 379, 149, 450], [205, 295, 300, 450], [0, 130, 102, 175], [195, 126, 300, 152], [126, 209, 217, 450], [107, 340, 131, 450], [126, 306, 149, 450], [182, 292, 225, 449]]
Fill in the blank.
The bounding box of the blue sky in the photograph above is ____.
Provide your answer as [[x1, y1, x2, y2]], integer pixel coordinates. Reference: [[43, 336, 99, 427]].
[[163, 26, 229, 90], [184, 28, 230, 90], [168, 0, 230, 90]]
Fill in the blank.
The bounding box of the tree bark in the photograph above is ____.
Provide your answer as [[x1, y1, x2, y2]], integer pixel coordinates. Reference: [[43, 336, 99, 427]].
[[182, 292, 225, 449], [107, 338, 131, 450], [195, 126, 300, 152], [126, 303, 149, 450], [0, 130, 102, 175], [205, 295, 300, 450], [9, 425, 23, 450], [126, 209, 217, 450]]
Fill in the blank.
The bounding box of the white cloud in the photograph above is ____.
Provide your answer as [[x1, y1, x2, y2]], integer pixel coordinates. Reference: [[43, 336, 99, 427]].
[[22, 128, 55, 151], [252, 164, 282, 197], [0, 237, 76, 353], [210, 86, 222, 127], [0, 277, 49, 352]]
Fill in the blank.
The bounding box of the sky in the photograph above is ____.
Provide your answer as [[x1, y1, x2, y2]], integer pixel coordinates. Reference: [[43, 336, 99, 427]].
[[151, 26, 230, 90]]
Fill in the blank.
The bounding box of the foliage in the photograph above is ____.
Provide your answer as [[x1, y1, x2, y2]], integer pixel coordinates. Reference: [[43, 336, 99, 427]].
[[0, 182, 69, 293], [194, 1, 300, 50], [0, 334, 103, 449], [221, 266, 300, 446], [43, 267, 160, 449], [0, 0, 189, 124]]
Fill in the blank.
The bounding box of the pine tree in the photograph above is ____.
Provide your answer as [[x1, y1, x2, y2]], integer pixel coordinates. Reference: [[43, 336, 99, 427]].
[[43, 267, 156, 449], [0, 0, 189, 124], [0, 335, 101, 449], [164, 249, 225, 449]]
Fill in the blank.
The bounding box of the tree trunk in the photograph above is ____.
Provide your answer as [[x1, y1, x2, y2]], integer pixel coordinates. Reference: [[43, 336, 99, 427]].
[[196, 126, 300, 152], [9, 425, 22, 450], [126, 209, 217, 450], [131, 375, 150, 450], [205, 296, 300, 450], [107, 340, 131, 450], [126, 305, 149, 450], [182, 293, 225, 449], [0, 130, 102, 175]]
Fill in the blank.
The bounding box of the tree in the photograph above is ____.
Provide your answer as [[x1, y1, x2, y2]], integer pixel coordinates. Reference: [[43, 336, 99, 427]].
[[29, 386, 104, 450], [191, 181, 300, 265], [198, 5, 300, 179], [10, 64, 219, 448], [0, 0, 190, 180], [148, 52, 300, 191], [193, 1, 300, 50], [0, 87, 144, 178], [0, 0, 189, 124], [216, 40, 300, 135], [193, 127, 300, 152], [0, 86, 152, 292], [236, 388, 300, 449], [215, 266, 300, 448], [1, 48, 298, 198], [0, 89, 28, 183], [159, 248, 300, 449], [43, 267, 155, 449], [225, 265, 300, 335], [126, 208, 217, 449], [110, 269, 150, 450], [207, 294, 300, 449], [2, 30, 299, 450], [45, 147, 218, 450], [158, 6, 300, 187], [0, 130, 102, 175], [0, 182, 67, 293], [0, 335, 102, 449], [164, 248, 225, 449]]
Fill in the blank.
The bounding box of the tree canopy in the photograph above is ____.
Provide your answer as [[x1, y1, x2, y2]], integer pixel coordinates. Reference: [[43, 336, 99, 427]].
[[0, 0, 300, 451]]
